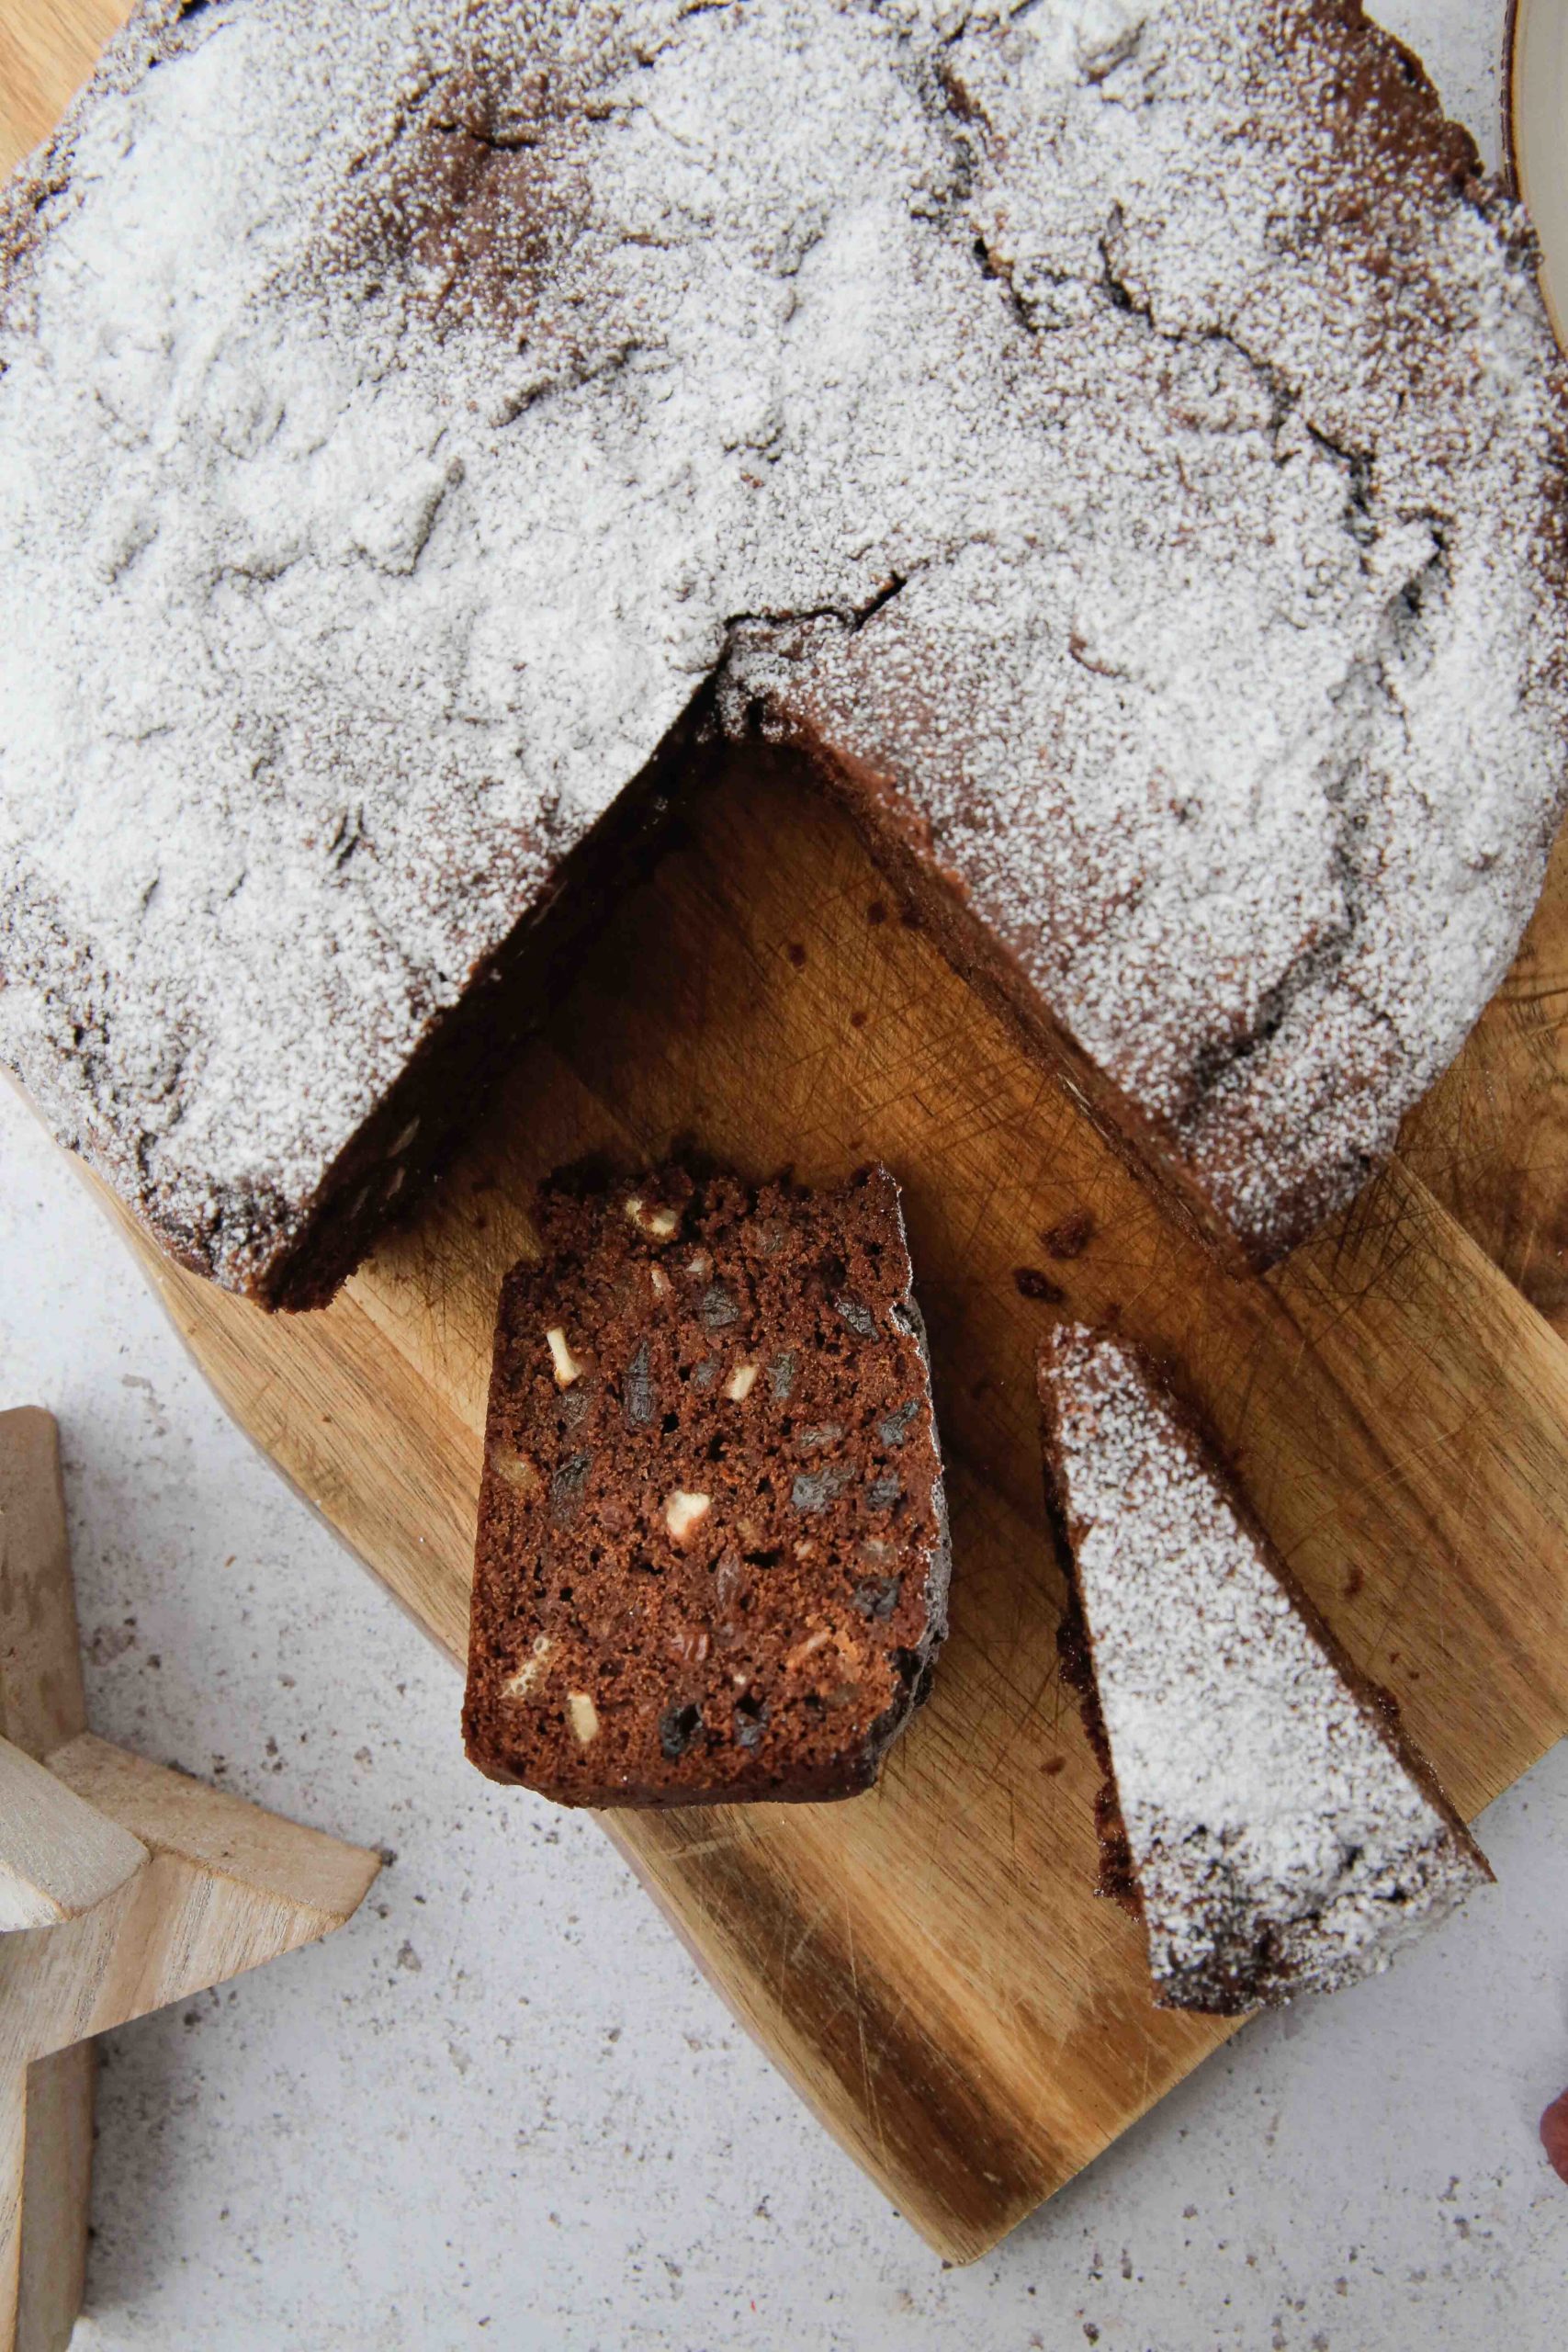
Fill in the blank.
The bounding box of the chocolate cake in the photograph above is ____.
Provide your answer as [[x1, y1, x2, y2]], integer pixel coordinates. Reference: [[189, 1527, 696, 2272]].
[[1038, 1323, 1489, 2010], [3, 1, 1565, 1304], [463, 1163, 950, 1805]]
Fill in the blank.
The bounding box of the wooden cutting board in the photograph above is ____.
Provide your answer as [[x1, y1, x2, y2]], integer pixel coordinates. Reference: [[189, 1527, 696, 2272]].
[[10, 0, 1568, 2266]]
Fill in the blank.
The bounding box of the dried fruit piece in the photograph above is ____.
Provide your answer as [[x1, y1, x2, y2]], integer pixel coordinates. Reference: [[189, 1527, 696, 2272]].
[[623, 1342, 655, 1428], [852, 1577, 901, 1621], [877, 1400, 919, 1447], [734, 1692, 770, 1750], [549, 1452, 591, 1520], [659, 1703, 703, 1759]]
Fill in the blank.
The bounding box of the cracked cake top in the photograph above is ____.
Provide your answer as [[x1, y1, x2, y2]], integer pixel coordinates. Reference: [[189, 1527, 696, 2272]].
[[1, 0, 1564, 1289]]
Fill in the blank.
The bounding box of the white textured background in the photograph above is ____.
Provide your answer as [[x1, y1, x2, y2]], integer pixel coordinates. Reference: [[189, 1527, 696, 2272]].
[[5, 4, 1567, 2345]]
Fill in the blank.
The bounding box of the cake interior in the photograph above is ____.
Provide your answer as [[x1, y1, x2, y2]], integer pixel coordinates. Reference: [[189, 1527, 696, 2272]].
[[464, 1161, 950, 1806]]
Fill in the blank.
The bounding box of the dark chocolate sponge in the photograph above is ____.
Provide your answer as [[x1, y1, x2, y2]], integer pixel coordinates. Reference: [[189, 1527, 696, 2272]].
[[464, 1163, 950, 1805]]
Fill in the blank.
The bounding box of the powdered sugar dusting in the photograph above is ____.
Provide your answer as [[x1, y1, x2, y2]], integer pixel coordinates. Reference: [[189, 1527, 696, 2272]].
[[0, 0, 1563, 1289], [1040, 1323, 1487, 2007]]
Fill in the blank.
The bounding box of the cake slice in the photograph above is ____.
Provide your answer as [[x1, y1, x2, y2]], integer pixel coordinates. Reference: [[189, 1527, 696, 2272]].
[[1037, 1325, 1489, 2010], [464, 1163, 950, 1805]]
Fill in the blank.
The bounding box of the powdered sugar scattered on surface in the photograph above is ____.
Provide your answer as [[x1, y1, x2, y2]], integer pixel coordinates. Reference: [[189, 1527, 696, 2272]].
[[0, 0, 1563, 1285], [1041, 1322, 1487, 2007]]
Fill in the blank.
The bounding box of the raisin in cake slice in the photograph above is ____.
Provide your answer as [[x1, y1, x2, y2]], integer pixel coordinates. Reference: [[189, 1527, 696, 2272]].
[[464, 1164, 950, 1805], [1037, 1325, 1488, 2010]]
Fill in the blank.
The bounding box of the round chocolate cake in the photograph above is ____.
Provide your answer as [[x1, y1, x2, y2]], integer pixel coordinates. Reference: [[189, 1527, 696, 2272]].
[[1, 0, 1563, 1299]]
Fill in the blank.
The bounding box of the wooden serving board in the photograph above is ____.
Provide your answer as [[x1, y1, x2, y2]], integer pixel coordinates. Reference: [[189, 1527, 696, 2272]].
[[11, 1, 1568, 2266]]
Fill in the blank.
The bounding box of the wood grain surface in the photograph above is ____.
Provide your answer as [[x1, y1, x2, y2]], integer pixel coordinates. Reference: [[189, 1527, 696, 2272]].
[[8, 0, 1568, 2267], [92, 763, 1568, 2261]]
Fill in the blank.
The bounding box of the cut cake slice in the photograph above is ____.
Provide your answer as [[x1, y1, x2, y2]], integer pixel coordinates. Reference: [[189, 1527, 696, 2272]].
[[464, 1161, 950, 1805], [1037, 1323, 1489, 2011]]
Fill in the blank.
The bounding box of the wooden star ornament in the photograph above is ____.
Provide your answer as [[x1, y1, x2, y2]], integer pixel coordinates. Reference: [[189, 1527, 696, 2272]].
[[0, 1408, 380, 2351]]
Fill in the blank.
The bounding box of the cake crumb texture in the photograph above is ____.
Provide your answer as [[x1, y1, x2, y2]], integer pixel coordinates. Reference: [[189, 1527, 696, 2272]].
[[464, 1163, 950, 1805]]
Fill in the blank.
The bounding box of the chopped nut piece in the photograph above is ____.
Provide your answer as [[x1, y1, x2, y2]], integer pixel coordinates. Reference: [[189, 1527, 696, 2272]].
[[546, 1327, 586, 1386], [489, 1445, 543, 1498], [685, 1250, 713, 1280], [666, 1625, 711, 1667], [723, 1363, 759, 1402], [665, 1488, 712, 1544], [624, 1194, 681, 1240], [785, 1627, 834, 1672], [649, 1265, 671, 1298], [567, 1690, 600, 1746], [502, 1634, 554, 1699]]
